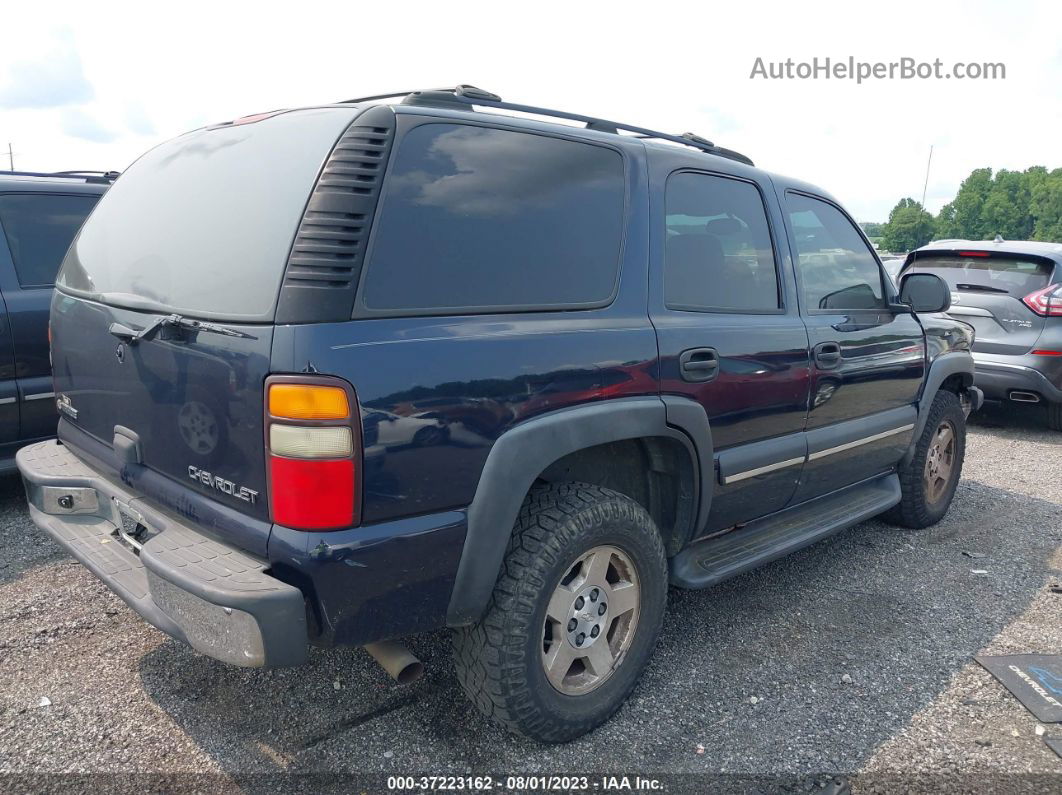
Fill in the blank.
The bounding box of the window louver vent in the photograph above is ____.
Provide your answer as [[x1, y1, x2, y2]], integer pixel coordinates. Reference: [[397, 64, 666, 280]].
[[276, 105, 396, 324]]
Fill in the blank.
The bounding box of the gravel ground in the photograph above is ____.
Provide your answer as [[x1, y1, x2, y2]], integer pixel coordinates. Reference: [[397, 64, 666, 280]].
[[0, 402, 1060, 792]]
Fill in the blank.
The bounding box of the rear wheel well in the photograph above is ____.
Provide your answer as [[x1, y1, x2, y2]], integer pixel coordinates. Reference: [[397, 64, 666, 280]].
[[939, 373, 970, 395], [535, 437, 695, 556]]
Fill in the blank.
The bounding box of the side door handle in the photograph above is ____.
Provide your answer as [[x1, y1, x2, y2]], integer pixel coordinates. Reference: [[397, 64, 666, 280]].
[[679, 347, 720, 382], [813, 341, 842, 370]]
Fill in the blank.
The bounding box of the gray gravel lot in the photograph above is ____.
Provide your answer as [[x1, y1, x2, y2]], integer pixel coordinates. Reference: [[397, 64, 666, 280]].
[[1, 402, 1061, 792]]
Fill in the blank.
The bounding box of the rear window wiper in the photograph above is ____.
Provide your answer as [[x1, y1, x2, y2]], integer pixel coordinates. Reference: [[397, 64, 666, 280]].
[[109, 314, 257, 345], [956, 283, 1010, 294]]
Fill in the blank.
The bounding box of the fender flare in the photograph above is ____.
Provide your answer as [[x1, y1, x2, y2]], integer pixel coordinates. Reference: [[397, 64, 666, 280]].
[[902, 350, 974, 466], [445, 396, 713, 626]]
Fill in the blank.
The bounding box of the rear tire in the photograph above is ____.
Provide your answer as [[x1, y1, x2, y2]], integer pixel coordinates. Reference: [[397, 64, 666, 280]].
[[1048, 401, 1062, 432], [453, 482, 667, 743], [884, 390, 966, 529]]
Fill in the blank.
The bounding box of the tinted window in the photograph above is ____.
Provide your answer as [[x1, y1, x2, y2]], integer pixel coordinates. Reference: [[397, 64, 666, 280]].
[[58, 107, 358, 320], [664, 173, 779, 311], [0, 193, 98, 287], [906, 255, 1052, 298], [787, 194, 885, 310], [362, 124, 624, 313]]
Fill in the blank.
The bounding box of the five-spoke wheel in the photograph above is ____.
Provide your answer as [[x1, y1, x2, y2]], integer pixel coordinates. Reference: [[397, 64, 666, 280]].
[[542, 545, 640, 695], [454, 482, 667, 743], [922, 419, 956, 506]]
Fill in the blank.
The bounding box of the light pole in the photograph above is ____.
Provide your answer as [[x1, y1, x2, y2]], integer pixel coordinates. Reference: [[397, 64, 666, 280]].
[[921, 145, 933, 209]]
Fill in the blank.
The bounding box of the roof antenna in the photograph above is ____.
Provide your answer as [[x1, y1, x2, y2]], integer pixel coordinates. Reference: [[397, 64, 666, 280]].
[[994, 234, 1004, 243]]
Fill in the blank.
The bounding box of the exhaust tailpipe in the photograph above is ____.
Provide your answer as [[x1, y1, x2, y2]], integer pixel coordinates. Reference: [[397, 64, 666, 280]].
[[1010, 391, 1041, 403], [364, 641, 424, 685]]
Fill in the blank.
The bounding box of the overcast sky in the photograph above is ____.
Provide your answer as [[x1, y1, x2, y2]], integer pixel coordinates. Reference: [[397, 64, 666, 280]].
[[0, 0, 1059, 221]]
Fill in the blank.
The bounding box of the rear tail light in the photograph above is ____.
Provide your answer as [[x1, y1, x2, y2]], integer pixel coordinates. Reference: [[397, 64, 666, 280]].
[[269, 425, 353, 458], [266, 377, 359, 530], [1022, 284, 1062, 317], [269, 383, 349, 419]]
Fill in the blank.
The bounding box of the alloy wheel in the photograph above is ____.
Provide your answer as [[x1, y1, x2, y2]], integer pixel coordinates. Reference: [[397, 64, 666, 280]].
[[923, 419, 956, 505], [541, 545, 640, 695]]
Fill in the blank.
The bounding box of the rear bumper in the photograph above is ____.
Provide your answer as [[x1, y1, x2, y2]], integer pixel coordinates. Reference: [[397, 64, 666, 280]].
[[16, 440, 308, 667], [972, 357, 1062, 403]]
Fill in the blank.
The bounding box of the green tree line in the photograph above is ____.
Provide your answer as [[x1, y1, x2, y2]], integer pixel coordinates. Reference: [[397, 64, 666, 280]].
[[870, 166, 1062, 253]]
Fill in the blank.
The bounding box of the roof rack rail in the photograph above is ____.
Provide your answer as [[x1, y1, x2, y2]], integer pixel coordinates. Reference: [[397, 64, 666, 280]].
[[0, 169, 119, 184], [338, 85, 754, 166]]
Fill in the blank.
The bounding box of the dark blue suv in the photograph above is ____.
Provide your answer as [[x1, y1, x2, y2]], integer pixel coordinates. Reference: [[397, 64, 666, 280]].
[[0, 171, 110, 468], [16, 87, 981, 742]]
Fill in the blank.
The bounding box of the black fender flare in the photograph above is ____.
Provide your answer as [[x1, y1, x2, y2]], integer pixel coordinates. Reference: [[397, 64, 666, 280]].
[[902, 350, 975, 466], [445, 396, 713, 626]]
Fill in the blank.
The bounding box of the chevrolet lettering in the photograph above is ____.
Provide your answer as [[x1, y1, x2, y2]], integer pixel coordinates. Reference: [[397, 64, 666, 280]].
[[187, 466, 259, 504]]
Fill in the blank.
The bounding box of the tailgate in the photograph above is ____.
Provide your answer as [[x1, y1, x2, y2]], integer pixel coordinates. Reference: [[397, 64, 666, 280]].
[[44, 106, 365, 533], [51, 293, 273, 522], [905, 253, 1053, 355], [944, 292, 1046, 355]]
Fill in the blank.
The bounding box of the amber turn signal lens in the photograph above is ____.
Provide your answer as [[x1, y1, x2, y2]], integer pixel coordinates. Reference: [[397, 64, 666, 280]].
[[269, 384, 349, 420]]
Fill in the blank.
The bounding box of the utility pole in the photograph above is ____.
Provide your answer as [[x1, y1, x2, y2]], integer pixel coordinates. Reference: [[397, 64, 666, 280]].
[[920, 144, 933, 208]]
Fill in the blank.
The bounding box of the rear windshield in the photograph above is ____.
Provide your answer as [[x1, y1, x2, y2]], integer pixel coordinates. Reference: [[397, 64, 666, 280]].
[[906, 255, 1054, 298], [57, 107, 357, 321]]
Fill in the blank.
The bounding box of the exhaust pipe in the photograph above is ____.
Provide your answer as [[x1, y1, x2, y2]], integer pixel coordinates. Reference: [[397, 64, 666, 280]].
[[1010, 391, 1041, 403], [364, 641, 424, 685]]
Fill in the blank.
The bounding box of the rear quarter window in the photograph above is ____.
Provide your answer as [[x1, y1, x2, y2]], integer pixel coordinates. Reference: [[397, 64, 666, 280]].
[[906, 255, 1053, 298], [0, 193, 99, 287], [359, 123, 626, 314]]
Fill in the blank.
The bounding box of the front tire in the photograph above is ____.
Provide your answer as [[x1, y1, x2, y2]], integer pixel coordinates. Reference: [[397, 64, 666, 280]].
[[884, 390, 966, 529], [453, 482, 667, 743]]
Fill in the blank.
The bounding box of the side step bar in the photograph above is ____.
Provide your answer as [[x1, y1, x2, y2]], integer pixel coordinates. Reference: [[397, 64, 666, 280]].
[[670, 473, 900, 589]]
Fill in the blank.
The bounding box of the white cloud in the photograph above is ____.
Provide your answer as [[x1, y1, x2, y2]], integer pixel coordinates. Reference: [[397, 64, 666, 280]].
[[124, 101, 155, 136], [0, 29, 92, 109], [59, 108, 118, 143], [0, 0, 1059, 220]]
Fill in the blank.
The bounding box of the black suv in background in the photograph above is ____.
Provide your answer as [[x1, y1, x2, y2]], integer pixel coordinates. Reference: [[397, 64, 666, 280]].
[[0, 171, 111, 468], [17, 88, 981, 742], [901, 239, 1062, 430]]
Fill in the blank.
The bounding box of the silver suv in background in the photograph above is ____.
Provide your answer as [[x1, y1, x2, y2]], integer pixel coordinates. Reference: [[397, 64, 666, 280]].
[[901, 239, 1062, 430]]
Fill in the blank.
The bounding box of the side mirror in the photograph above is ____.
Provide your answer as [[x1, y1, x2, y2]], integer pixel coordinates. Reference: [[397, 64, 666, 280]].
[[899, 273, 951, 313]]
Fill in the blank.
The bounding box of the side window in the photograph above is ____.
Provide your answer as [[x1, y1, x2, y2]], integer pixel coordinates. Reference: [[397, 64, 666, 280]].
[[361, 124, 625, 314], [664, 172, 780, 311], [0, 193, 99, 288], [786, 193, 885, 311]]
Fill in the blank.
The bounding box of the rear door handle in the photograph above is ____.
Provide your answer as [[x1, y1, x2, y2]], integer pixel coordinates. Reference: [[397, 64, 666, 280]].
[[813, 342, 842, 369], [679, 347, 719, 382]]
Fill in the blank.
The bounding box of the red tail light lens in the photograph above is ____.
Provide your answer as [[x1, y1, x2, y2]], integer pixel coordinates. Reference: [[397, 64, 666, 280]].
[[266, 377, 359, 530], [1022, 284, 1062, 317], [269, 457, 355, 528]]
